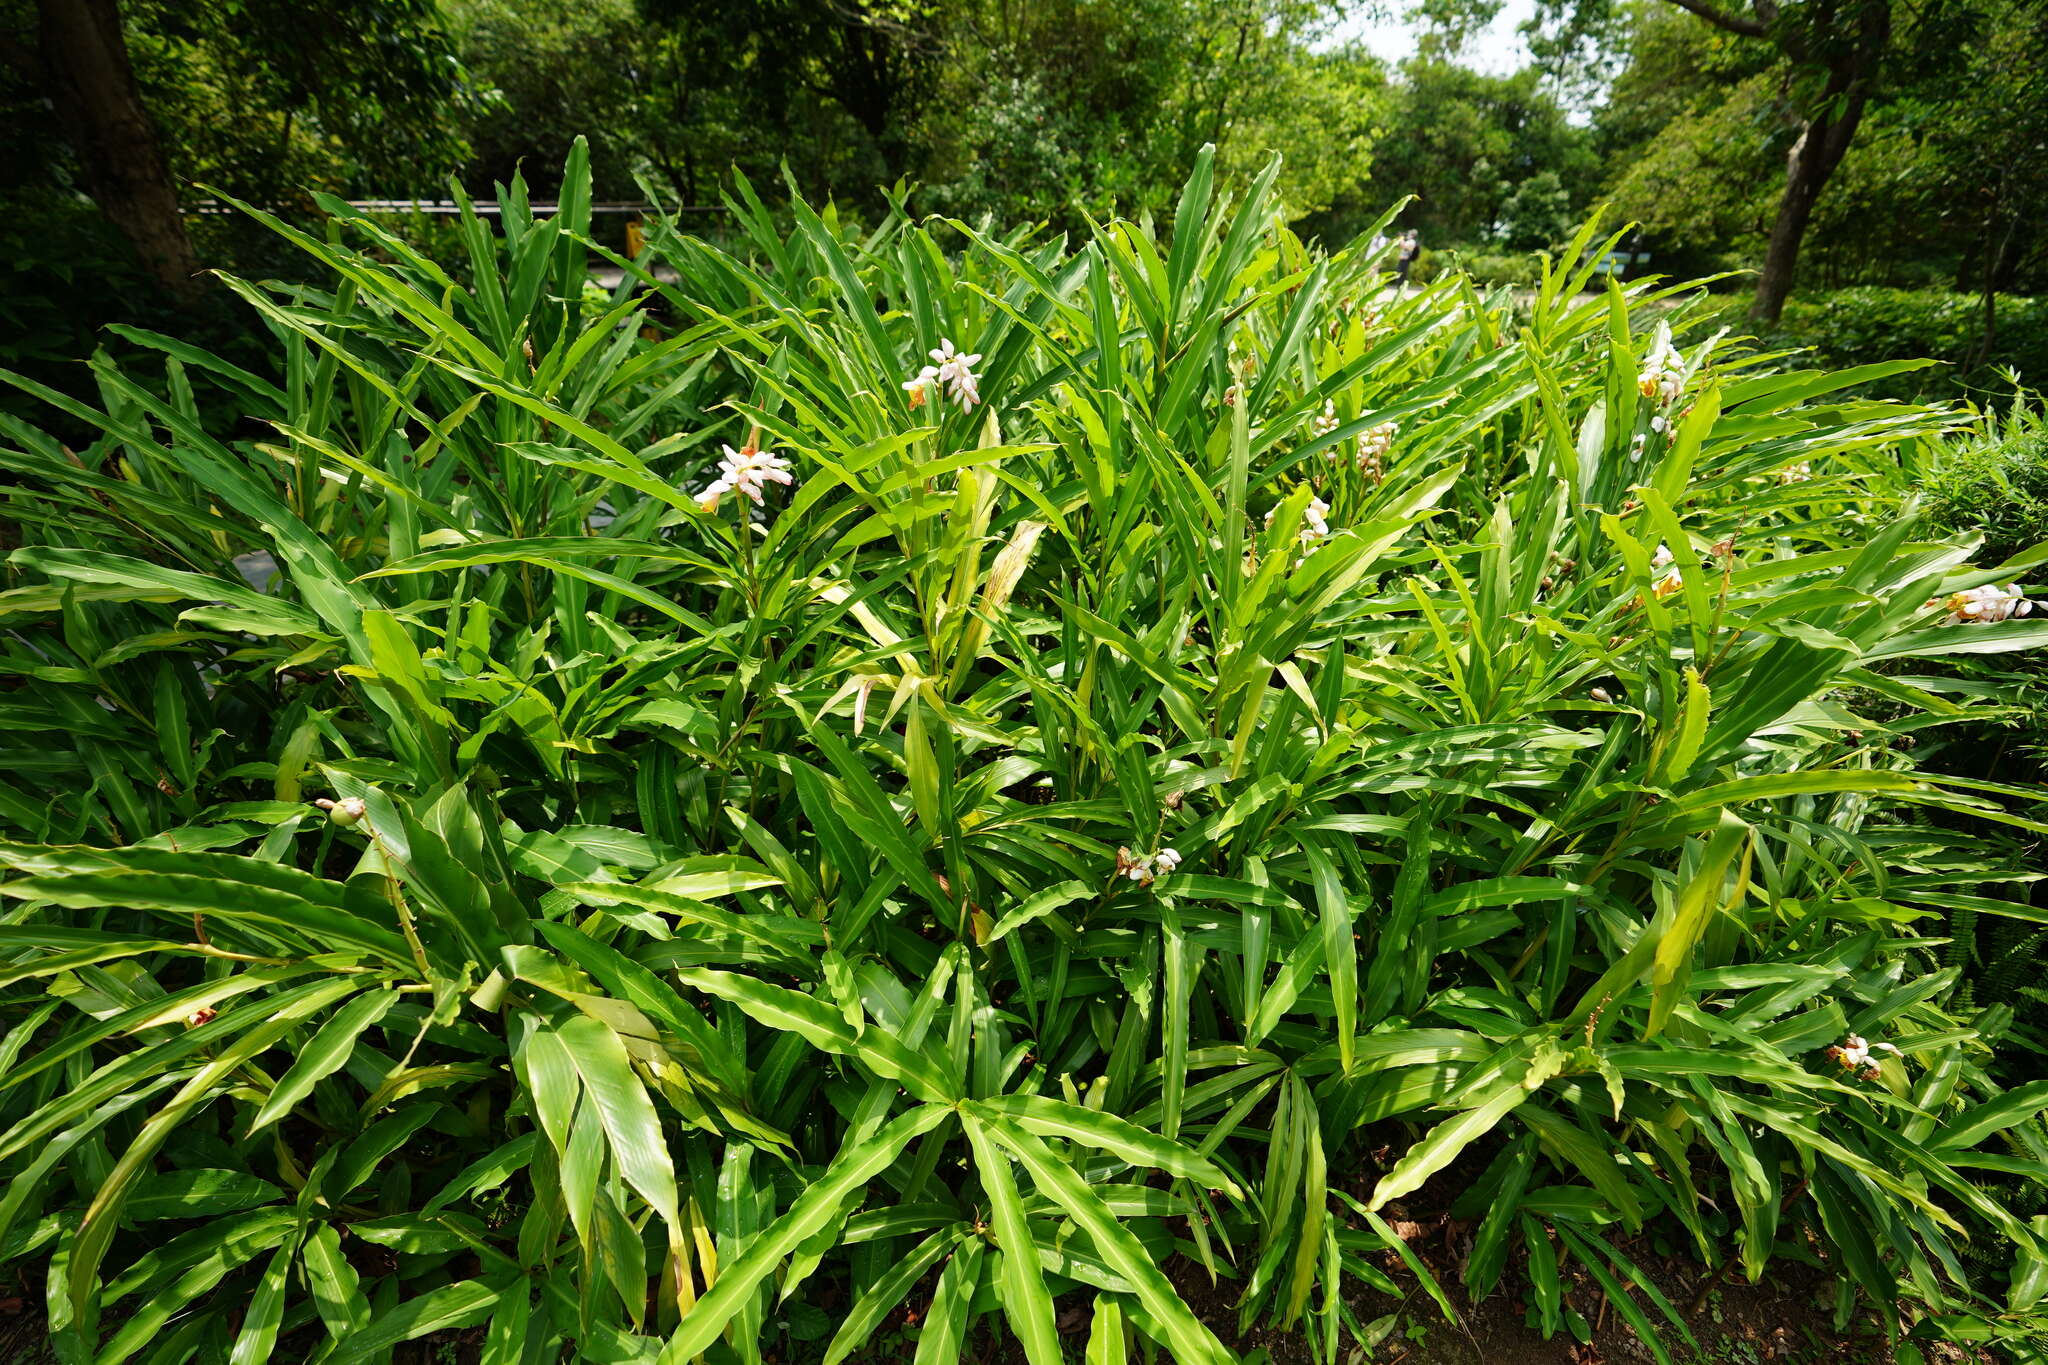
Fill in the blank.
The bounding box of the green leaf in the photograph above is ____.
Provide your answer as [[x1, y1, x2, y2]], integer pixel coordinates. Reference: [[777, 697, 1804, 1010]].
[[226, 1242, 294, 1365], [674, 967, 956, 1101], [1085, 1295, 1127, 1365], [1303, 843, 1357, 1075], [974, 1094, 1241, 1195], [1647, 811, 1750, 1040], [1367, 1081, 1531, 1213], [1932, 1079, 2048, 1153], [975, 1107, 1233, 1365], [657, 1104, 950, 1363], [245, 987, 397, 1134], [302, 1223, 371, 1341], [965, 1117, 1061, 1365], [8, 547, 322, 636], [326, 1280, 503, 1364], [0, 848, 411, 964], [822, 1228, 967, 1365], [126, 1169, 283, 1222], [554, 1014, 684, 1238], [66, 976, 362, 1319], [912, 1237, 986, 1365]]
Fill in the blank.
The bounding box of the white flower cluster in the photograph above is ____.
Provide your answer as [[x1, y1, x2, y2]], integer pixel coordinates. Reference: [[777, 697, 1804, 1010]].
[[1266, 496, 1332, 548], [1355, 421, 1396, 480], [1938, 582, 2033, 624], [1636, 322, 1685, 406], [1649, 542, 1684, 599], [903, 339, 983, 411], [1825, 1033, 1900, 1082], [698, 443, 796, 512], [1122, 847, 1181, 885], [1778, 461, 1813, 485], [1311, 399, 1340, 439]]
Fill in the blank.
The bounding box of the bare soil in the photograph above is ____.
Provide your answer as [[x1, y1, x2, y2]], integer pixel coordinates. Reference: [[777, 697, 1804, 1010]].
[[1165, 1251, 1876, 1365], [0, 1242, 1992, 1365]]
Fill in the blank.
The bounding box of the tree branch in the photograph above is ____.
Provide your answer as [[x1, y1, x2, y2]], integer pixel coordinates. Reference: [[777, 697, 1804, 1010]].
[[1659, 0, 1768, 38]]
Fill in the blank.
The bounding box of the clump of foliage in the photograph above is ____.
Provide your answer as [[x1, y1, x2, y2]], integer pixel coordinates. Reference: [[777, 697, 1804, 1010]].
[[1910, 399, 2048, 1046], [1592, 0, 2048, 319], [1923, 398, 2048, 565], [3, 145, 2048, 1365], [1417, 246, 1545, 291], [1720, 289, 2048, 403]]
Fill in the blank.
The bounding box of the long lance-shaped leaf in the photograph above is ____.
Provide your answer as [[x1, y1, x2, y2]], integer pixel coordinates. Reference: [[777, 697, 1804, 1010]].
[[1085, 1295, 1128, 1365], [245, 988, 399, 1134], [1366, 1080, 1535, 1214], [964, 1116, 1062, 1365], [8, 547, 323, 635], [973, 1105, 1235, 1365], [673, 967, 956, 1101], [1302, 843, 1357, 1075], [1, 869, 411, 964], [554, 1013, 684, 1240], [325, 1279, 508, 1365], [533, 921, 752, 1098], [1930, 1078, 2048, 1153], [821, 1227, 968, 1365], [972, 1093, 1241, 1196], [0, 976, 337, 1162], [1646, 811, 1750, 1040], [362, 536, 725, 579], [656, 1104, 950, 1364], [66, 977, 364, 1325]]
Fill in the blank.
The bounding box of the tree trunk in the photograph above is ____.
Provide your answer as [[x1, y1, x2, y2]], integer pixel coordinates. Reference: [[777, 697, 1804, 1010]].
[[1974, 215, 2016, 371], [1747, 1, 1890, 323], [37, 0, 203, 300], [1750, 120, 1846, 323]]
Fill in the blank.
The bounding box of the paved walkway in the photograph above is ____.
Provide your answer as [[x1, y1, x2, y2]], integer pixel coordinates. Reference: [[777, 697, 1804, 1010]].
[[591, 266, 681, 289]]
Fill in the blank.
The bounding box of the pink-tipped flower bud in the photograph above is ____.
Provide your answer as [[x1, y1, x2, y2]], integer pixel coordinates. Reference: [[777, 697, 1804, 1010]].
[[315, 796, 368, 827]]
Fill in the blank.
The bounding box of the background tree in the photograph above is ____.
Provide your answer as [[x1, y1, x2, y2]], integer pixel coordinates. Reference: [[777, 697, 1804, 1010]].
[[132, 0, 479, 206], [1670, 0, 1892, 322], [445, 0, 659, 201], [1495, 168, 1574, 248], [627, 0, 944, 200], [913, 0, 1380, 228], [1592, 0, 2048, 302], [1445, 0, 1905, 320], [29, 0, 200, 298], [6, 0, 479, 279], [1921, 0, 2048, 361], [1336, 58, 1593, 245]]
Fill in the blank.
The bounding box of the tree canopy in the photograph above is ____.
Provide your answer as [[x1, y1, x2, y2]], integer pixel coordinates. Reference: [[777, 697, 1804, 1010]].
[[2, 0, 2043, 364]]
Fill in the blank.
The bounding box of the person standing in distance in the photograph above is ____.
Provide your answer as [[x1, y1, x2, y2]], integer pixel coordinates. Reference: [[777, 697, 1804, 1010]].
[[1394, 230, 1420, 293]]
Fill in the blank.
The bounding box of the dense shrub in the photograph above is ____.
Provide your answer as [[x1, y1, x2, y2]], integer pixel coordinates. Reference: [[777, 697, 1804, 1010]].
[[1909, 400, 2048, 1034], [1415, 245, 1545, 291], [1904, 397, 2048, 793], [1767, 288, 2048, 401], [1922, 398, 2048, 565], [0, 190, 274, 428], [3, 147, 2048, 1364]]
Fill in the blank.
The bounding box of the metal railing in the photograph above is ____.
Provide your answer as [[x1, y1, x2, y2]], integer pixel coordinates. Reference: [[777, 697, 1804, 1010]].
[[193, 199, 727, 217]]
